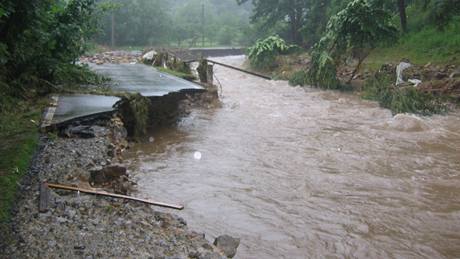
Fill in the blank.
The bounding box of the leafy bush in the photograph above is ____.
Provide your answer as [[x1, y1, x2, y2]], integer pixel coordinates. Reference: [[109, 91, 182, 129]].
[[362, 75, 447, 115], [288, 71, 308, 86], [248, 35, 294, 69], [307, 49, 340, 89]]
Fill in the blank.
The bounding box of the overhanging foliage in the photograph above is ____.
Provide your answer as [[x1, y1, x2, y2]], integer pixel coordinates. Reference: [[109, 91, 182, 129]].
[[248, 35, 295, 69], [307, 0, 398, 89]]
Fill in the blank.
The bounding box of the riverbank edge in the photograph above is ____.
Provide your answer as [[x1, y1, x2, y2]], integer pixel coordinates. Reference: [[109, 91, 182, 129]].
[[0, 100, 44, 242], [252, 51, 459, 115], [0, 85, 236, 258]]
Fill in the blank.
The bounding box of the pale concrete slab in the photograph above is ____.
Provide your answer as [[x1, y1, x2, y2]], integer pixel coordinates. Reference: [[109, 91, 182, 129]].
[[90, 63, 202, 97], [52, 94, 120, 124]]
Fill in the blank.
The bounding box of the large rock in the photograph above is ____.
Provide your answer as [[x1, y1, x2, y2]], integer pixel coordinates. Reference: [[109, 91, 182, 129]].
[[64, 125, 108, 138], [450, 69, 460, 79], [142, 50, 157, 62], [213, 235, 240, 258]]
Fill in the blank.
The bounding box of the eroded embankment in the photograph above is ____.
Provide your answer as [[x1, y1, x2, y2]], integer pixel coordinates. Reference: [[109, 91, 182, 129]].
[[1, 84, 236, 258]]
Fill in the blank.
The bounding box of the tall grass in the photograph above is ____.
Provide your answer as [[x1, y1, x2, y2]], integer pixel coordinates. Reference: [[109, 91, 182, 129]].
[[365, 17, 460, 70], [0, 103, 42, 237]]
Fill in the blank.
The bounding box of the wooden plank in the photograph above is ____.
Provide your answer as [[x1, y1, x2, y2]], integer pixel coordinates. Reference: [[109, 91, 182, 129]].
[[39, 182, 49, 213], [47, 183, 184, 210]]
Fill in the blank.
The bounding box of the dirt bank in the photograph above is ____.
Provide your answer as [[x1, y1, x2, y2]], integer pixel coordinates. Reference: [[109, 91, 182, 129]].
[[0, 113, 238, 258]]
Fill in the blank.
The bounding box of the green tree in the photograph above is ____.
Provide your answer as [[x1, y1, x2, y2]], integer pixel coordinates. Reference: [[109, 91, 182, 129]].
[[0, 0, 101, 108], [94, 0, 252, 48], [96, 0, 171, 46], [398, 0, 408, 32], [237, 0, 309, 45], [427, 0, 460, 29], [307, 0, 398, 88], [248, 35, 294, 69]]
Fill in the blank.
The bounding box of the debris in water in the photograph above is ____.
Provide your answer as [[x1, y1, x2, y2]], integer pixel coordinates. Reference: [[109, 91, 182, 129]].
[[408, 79, 422, 87], [149, 137, 155, 143]]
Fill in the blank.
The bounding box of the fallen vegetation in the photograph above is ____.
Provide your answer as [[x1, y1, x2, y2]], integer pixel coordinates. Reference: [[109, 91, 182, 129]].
[[362, 75, 449, 115]]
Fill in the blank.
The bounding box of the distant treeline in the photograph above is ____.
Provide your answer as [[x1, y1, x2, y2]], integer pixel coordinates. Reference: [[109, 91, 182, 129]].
[[94, 0, 253, 47], [237, 0, 460, 47]]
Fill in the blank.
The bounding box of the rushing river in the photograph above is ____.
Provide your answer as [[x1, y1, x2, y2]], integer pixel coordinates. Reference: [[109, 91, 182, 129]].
[[126, 56, 460, 258]]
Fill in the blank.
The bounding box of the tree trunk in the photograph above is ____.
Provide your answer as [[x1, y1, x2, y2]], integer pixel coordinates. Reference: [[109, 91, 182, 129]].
[[111, 12, 115, 47], [289, 13, 301, 45], [398, 0, 407, 32], [348, 51, 369, 84]]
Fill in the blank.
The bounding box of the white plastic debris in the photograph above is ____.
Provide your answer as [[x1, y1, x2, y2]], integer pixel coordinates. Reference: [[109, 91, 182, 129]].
[[142, 50, 157, 61], [408, 79, 422, 87], [396, 62, 412, 85]]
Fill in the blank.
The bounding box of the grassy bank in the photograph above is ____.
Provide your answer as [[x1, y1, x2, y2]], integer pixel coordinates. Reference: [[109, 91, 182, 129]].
[[0, 100, 45, 236], [259, 19, 460, 115], [156, 67, 197, 81], [365, 19, 460, 70]]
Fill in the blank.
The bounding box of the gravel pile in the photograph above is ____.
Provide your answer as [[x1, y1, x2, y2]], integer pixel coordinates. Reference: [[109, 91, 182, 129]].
[[2, 115, 237, 258]]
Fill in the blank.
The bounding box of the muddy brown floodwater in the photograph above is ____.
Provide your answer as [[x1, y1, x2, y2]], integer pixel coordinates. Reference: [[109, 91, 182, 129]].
[[125, 56, 460, 258]]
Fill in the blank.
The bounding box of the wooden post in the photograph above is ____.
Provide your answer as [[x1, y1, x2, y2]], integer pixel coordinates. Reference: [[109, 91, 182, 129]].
[[207, 64, 214, 85], [39, 182, 49, 213], [197, 59, 208, 83]]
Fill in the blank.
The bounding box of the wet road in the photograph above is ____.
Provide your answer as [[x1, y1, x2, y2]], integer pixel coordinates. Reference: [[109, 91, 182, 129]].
[[126, 56, 460, 258], [90, 63, 202, 96], [53, 63, 202, 123], [53, 94, 120, 123]]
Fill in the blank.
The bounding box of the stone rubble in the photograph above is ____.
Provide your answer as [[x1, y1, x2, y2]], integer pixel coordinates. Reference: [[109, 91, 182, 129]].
[[80, 50, 142, 65], [1, 114, 237, 258]]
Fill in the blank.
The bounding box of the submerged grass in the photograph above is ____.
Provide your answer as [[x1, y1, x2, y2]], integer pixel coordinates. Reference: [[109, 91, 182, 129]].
[[362, 75, 448, 115]]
